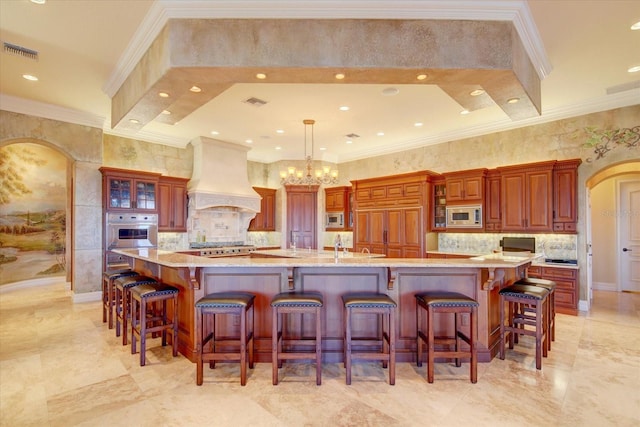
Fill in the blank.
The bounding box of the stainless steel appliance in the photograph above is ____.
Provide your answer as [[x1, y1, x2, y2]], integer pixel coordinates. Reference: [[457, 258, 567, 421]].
[[325, 212, 344, 229], [501, 237, 535, 253], [446, 205, 482, 228], [105, 213, 158, 267], [189, 242, 257, 257]]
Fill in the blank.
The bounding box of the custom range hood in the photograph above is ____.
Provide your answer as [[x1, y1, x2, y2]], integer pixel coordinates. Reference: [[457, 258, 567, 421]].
[[188, 136, 261, 212]]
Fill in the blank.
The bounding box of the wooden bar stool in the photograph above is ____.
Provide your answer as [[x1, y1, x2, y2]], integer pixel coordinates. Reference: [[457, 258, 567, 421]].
[[499, 283, 550, 370], [114, 275, 157, 345], [129, 282, 179, 366], [271, 291, 323, 385], [102, 268, 137, 329], [415, 291, 479, 383], [516, 277, 556, 350], [195, 292, 256, 386], [342, 293, 396, 385]]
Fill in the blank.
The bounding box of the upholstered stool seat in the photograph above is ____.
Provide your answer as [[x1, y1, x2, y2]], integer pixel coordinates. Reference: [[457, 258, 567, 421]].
[[102, 268, 137, 329], [195, 292, 256, 386], [342, 293, 396, 385], [114, 275, 158, 345], [271, 291, 324, 385], [129, 282, 179, 366], [415, 291, 479, 383], [499, 284, 550, 370], [516, 277, 557, 349]]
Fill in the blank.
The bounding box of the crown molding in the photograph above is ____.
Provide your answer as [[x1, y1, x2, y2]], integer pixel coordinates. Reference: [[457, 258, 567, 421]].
[[0, 94, 106, 129], [103, 0, 550, 97]]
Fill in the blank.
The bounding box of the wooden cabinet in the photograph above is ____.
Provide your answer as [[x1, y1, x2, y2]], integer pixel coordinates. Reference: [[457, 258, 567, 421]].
[[100, 167, 161, 212], [249, 187, 276, 231], [356, 207, 423, 257], [553, 159, 581, 232], [286, 185, 318, 249], [528, 265, 579, 315], [324, 186, 352, 231], [432, 179, 447, 231], [444, 169, 487, 204], [484, 170, 501, 232], [352, 171, 435, 258], [158, 176, 189, 232], [498, 161, 555, 232]]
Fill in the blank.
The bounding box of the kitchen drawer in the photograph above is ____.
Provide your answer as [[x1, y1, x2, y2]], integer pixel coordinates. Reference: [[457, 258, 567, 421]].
[[528, 266, 542, 276], [555, 289, 577, 306], [541, 267, 576, 279]]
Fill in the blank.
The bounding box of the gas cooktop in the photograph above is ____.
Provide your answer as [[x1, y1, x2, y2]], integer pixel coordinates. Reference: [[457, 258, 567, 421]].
[[543, 258, 578, 265]]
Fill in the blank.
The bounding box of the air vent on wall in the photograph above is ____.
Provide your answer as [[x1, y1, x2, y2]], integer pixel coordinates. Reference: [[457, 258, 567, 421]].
[[345, 133, 360, 138], [242, 97, 268, 107], [2, 41, 38, 61]]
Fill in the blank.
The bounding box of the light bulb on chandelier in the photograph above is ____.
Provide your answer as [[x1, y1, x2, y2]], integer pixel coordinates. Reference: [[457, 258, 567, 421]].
[[280, 119, 339, 185]]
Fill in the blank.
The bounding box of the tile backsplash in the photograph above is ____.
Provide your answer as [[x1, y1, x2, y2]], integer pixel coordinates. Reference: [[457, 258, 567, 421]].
[[437, 233, 578, 259]]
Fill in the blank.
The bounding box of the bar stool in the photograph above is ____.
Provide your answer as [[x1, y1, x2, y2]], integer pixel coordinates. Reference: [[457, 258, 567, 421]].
[[516, 277, 556, 350], [499, 283, 550, 370], [195, 292, 256, 386], [114, 275, 158, 345], [129, 282, 179, 366], [271, 291, 323, 385], [342, 293, 396, 385], [102, 268, 137, 329], [415, 291, 479, 383]]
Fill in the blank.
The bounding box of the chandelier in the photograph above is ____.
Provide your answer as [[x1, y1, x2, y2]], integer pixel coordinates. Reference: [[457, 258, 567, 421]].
[[280, 119, 339, 186]]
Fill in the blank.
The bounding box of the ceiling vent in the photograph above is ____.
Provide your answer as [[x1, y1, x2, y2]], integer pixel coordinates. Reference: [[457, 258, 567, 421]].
[[2, 41, 38, 61], [242, 97, 268, 107], [345, 133, 360, 138]]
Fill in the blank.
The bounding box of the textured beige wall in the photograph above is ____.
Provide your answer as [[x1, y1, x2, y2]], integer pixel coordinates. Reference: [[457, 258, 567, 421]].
[[0, 110, 103, 297]]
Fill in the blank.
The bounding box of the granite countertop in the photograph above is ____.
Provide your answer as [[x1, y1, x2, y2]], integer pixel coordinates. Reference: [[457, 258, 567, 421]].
[[112, 248, 539, 269]]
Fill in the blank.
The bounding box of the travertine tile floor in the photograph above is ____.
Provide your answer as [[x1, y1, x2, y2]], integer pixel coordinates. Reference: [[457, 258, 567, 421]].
[[1, 282, 638, 426]]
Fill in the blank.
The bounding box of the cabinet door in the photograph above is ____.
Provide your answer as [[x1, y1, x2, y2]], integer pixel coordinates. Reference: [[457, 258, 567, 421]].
[[157, 182, 172, 230], [134, 180, 157, 210], [526, 170, 552, 231], [485, 173, 501, 231], [446, 178, 465, 202], [171, 184, 188, 231], [108, 178, 132, 209], [287, 188, 317, 249], [501, 172, 527, 231], [463, 176, 483, 201], [263, 191, 276, 230], [369, 210, 386, 247], [553, 165, 578, 229]]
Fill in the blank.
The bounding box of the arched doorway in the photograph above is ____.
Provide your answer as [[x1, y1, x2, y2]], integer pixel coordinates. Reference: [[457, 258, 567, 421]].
[[585, 160, 640, 303], [0, 141, 72, 287]]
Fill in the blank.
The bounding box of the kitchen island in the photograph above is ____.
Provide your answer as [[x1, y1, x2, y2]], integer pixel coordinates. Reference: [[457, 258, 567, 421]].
[[113, 248, 538, 363]]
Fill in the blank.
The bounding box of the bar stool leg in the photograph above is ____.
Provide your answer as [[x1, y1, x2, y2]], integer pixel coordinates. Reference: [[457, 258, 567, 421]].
[[345, 306, 352, 385], [388, 309, 395, 385], [240, 304, 247, 386], [272, 306, 279, 385], [316, 306, 322, 386], [470, 306, 478, 383], [427, 305, 435, 384]]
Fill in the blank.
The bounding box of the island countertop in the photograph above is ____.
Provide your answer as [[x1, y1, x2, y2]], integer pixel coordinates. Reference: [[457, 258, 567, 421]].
[[112, 248, 540, 269]]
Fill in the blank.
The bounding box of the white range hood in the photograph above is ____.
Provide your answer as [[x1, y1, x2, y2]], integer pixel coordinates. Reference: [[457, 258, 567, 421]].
[[187, 137, 261, 244]]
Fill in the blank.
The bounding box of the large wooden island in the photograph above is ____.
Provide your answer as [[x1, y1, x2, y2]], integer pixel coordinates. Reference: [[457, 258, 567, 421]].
[[113, 248, 537, 364]]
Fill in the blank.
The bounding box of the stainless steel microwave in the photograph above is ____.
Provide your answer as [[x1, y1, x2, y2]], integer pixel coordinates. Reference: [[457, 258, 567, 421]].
[[325, 212, 344, 228], [446, 205, 482, 228]]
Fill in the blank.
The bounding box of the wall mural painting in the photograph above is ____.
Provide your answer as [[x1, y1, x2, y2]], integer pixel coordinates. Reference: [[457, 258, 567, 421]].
[[0, 143, 67, 285]]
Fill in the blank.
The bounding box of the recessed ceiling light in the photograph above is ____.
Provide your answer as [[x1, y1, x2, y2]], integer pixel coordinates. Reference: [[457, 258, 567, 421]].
[[189, 86, 201, 93], [22, 74, 38, 81], [276, 129, 284, 134], [245, 139, 253, 144], [319, 147, 327, 151], [161, 110, 171, 115], [339, 106, 350, 111], [158, 92, 169, 98], [129, 119, 140, 124], [460, 109, 470, 115], [210, 131, 219, 135], [346, 140, 353, 144], [335, 73, 345, 80], [469, 89, 485, 96], [377, 132, 385, 136], [275, 146, 282, 150], [417, 74, 428, 80], [628, 65, 640, 73], [256, 73, 267, 79], [507, 97, 520, 104], [30, 0, 46, 4], [631, 21, 640, 30], [414, 122, 423, 127], [382, 87, 399, 96]]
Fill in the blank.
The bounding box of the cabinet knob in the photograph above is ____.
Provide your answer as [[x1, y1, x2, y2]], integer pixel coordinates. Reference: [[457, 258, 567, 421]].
[[623, 247, 632, 252]]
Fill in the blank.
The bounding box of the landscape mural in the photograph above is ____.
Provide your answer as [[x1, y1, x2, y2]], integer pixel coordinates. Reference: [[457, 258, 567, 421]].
[[0, 143, 67, 285]]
